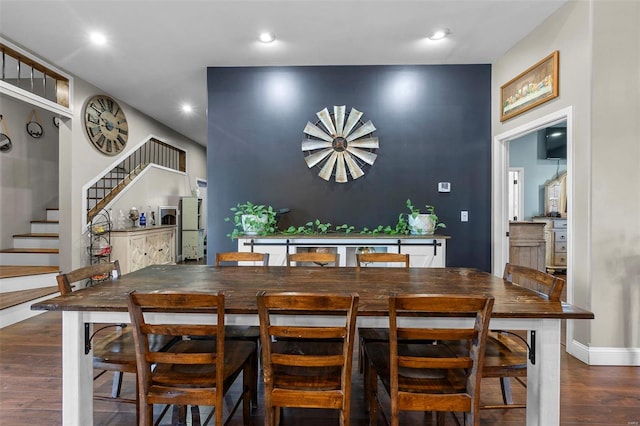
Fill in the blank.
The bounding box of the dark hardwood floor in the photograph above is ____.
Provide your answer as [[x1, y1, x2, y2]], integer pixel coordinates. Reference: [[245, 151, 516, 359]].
[[1, 311, 638, 425]]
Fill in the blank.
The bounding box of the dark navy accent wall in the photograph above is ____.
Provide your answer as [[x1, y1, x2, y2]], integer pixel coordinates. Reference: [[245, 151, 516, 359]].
[[207, 65, 492, 271]]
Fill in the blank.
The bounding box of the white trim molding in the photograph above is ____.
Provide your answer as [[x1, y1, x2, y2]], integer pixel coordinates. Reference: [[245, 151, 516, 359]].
[[569, 339, 640, 366]]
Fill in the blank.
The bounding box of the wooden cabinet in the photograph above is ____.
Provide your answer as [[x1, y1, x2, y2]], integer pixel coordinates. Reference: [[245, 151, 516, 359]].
[[236, 235, 449, 268], [532, 217, 567, 273], [181, 196, 204, 260], [110, 226, 176, 274], [508, 222, 546, 272], [550, 219, 567, 272]]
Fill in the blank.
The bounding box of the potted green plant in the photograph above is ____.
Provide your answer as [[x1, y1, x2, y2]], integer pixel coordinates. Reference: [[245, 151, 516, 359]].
[[406, 199, 446, 235], [225, 201, 277, 238]]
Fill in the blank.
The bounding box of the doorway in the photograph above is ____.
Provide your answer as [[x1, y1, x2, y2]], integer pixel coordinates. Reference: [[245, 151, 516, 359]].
[[492, 107, 573, 344]]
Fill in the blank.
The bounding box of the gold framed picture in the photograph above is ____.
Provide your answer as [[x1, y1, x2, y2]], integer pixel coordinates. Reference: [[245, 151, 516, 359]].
[[500, 51, 559, 122]]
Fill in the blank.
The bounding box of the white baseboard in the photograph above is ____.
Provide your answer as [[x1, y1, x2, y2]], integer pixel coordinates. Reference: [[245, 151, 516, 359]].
[[568, 339, 640, 366]]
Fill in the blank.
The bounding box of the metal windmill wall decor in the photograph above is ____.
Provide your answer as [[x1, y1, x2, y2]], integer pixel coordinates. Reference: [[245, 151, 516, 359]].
[[301, 105, 379, 183]]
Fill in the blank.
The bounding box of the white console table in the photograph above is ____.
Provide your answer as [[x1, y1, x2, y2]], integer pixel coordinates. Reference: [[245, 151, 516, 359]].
[[237, 234, 449, 267]]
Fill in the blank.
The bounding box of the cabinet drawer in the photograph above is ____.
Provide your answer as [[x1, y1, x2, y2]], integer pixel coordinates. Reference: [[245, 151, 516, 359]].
[[554, 231, 567, 242], [554, 241, 567, 253], [553, 220, 567, 229], [554, 253, 567, 266]]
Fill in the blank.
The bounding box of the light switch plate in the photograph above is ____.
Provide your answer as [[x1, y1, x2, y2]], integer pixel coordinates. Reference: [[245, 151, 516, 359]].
[[438, 182, 451, 192]]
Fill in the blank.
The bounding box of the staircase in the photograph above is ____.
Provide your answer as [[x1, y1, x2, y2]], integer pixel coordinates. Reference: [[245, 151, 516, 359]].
[[86, 138, 186, 223], [0, 208, 61, 328]]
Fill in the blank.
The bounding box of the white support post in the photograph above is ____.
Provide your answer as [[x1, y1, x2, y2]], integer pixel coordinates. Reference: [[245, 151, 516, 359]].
[[527, 318, 562, 425], [62, 311, 94, 425]]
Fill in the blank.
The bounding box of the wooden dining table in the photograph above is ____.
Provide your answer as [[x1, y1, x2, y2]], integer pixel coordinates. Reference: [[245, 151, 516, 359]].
[[32, 264, 593, 426]]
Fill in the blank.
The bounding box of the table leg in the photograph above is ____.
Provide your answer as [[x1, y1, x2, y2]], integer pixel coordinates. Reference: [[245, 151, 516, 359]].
[[526, 318, 561, 426], [62, 311, 94, 425]]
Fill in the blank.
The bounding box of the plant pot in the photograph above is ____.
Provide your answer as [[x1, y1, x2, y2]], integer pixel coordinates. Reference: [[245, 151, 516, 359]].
[[408, 214, 437, 235], [241, 214, 267, 235]]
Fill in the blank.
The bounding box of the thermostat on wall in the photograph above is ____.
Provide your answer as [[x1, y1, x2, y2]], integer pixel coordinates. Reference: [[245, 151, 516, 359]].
[[438, 182, 451, 193]]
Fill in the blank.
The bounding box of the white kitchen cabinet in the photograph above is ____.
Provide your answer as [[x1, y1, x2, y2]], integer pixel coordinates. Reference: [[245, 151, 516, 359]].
[[181, 196, 204, 260], [110, 226, 176, 274], [182, 229, 205, 261]]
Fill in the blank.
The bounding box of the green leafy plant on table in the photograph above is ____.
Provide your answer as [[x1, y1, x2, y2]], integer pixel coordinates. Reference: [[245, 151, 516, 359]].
[[225, 201, 277, 239], [405, 198, 446, 235]]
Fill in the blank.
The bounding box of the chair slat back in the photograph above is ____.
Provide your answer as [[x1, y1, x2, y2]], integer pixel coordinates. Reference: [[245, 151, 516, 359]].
[[127, 291, 255, 426], [388, 293, 494, 425], [215, 251, 270, 266], [503, 263, 565, 301], [356, 252, 409, 270], [286, 252, 339, 267], [56, 260, 121, 295], [257, 291, 359, 417], [127, 291, 225, 401]]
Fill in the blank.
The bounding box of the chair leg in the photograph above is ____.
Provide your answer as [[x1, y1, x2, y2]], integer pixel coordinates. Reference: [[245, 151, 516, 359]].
[[141, 402, 153, 426], [190, 405, 201, 426], [363, 355, 370, 411], [358, 336, 364, 374], [242, 363, 252, 423], [172, 405, 188, 425], [500, 377, 514, 405], [265, 405, 277, 426], [250, 348, 259, 409], [366, 362, 378, 426], [110, 371, 124, 398]]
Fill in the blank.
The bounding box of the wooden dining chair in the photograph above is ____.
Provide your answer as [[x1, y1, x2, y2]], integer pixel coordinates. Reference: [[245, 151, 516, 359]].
[[287, 252, 340, 267], [355, 252, 409, 270], [214, 251, 269, 408], [480, 263, 566, 410], [127, 291, 257, 426], [364, 294, 494, 426], [215, 251, 270, 266], [356, 252, 410, 374], [257, 291, 359, 426], [56, 261, 176, 411]]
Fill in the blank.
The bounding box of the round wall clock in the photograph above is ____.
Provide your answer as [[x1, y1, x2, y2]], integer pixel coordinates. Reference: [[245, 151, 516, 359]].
[[302, 105, 379, 183], [83, 95, 128, 156]]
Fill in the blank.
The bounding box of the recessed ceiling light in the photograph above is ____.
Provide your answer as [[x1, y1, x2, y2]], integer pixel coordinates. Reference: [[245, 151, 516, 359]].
[[89, 32, 107, 46], [259, 32, 276, 43], [428, 28, 450, 41], [181, 104, 193, 113]]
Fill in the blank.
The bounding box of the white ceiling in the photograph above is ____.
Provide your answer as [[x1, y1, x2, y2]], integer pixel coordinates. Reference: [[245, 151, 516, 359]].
[[1, 0, 566, 146]]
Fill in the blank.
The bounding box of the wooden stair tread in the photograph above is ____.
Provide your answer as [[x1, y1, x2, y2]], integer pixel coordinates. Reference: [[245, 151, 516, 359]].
[[0, 266, 60, 279], [0, 248, 59, 254], [12, 233, 59, 238], [0, 286, 59, 310]]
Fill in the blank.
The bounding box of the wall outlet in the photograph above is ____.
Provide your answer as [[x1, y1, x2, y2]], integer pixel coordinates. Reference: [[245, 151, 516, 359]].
[[461, 211, 469, 222]]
